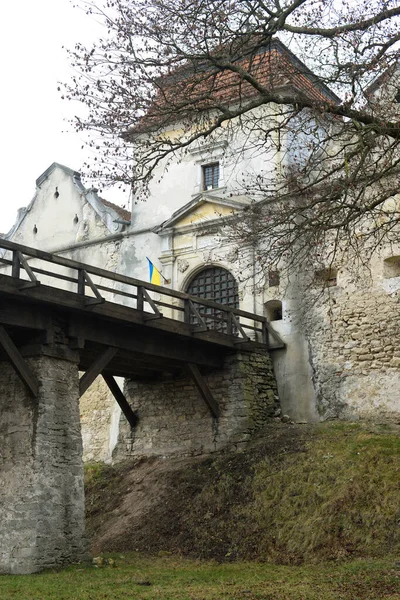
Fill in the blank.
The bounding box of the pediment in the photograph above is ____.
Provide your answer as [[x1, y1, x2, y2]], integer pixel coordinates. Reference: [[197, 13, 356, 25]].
[[155, 193, 249, 232]]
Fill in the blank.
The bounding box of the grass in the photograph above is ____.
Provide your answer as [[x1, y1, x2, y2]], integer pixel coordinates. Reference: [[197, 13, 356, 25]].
[[2, 423, 399, 599], [0, 554, 399, 599], [236, 422, 400, 562], [96, 422, 399, 564]]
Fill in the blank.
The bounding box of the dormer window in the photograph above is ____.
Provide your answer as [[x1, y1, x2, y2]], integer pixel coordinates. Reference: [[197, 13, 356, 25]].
[[202, 163, 219, 191]]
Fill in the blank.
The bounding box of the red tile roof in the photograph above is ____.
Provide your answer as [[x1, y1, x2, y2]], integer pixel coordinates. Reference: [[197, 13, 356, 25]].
[[132, 39, 340, 134], [100, 198, 131, 222]]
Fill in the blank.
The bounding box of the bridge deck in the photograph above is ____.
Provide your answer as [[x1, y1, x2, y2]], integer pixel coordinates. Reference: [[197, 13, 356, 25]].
[[0, 239, 284, 421]]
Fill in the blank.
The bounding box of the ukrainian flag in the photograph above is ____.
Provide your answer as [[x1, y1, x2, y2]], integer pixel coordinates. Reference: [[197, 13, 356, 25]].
[[146, 257, 162, 285]]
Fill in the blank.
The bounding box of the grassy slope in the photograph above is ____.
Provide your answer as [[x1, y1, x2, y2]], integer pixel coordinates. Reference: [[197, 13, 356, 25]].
[[0, 555, 399, 600], [85, 421, 400, 565]]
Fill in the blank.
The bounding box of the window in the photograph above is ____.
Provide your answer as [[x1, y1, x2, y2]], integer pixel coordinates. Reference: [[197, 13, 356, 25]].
[[202, 163, 220, 191], [315, 267, 337, 287], [265, 300, 283, 322], [268, 270, 280, 287], [186, 266, 238, 332], [383, 256, 400, 278]]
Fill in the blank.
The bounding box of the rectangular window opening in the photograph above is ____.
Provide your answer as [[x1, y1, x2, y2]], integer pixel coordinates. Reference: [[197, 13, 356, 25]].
[[268, 270, 280, 287], [202, 163, 220, 191], [315, 268, 338, 287]]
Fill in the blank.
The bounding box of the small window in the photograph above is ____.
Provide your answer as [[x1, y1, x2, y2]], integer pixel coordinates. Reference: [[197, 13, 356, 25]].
[[315, 267, 337, 287], [383, 256, 400, 278], [265, 300, 282, 322], [268, 270, 280, 287], [202, 163, 219, 190]]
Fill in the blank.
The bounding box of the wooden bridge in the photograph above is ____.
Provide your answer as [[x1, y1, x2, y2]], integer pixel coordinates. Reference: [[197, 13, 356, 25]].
[[0, 238, 284, 421], [0, 238, 286, 574]]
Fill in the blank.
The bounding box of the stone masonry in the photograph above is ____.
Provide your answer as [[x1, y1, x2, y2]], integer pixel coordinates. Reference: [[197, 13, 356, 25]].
[[114, 350, 280, 459], [304, 280, 400, 421], [0, 355, 87, 575]]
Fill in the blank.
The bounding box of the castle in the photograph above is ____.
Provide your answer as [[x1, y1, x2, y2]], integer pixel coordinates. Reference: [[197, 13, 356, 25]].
[[3, 42, 400, 463]]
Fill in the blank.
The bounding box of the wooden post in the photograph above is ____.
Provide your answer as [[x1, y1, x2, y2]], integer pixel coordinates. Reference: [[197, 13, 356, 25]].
[[77, 269, 85, 296], [262, 321, 270, 348], [184, 299, 191, 324], [11, 251, 20, 279], [226, 311, 233, 336], [137, 286, 144, 312]]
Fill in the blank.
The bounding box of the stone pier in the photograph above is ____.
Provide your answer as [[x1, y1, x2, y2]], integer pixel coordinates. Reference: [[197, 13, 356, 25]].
[[0, 351, 87, 574], [114, 349, 280, 459]]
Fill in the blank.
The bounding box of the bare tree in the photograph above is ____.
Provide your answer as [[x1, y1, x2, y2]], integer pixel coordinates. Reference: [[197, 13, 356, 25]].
[[63, 0, 400, 272]]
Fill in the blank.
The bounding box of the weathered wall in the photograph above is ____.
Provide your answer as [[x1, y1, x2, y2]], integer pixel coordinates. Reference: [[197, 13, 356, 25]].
[[2, 163, 127, 464], [302, 267, 400, 421], [0, 355, 87, 574], [113, 350, 280, 460]]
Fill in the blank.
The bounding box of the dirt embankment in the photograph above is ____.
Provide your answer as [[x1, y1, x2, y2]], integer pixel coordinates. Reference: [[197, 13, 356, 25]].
[[85, 421, 400, 564]]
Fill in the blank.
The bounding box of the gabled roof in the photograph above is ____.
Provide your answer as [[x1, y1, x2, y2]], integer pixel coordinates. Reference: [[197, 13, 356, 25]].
[[4, 162, 131, 240], [131, 38, 341, 135], [154, 192, 248, 233]]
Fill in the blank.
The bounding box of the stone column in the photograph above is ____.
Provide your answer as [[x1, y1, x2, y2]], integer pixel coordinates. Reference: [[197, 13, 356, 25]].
[[0, 352, 87, 574]]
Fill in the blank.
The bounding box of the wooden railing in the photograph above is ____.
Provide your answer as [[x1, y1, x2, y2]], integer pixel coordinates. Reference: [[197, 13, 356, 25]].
[[0, 239, 284, 348]]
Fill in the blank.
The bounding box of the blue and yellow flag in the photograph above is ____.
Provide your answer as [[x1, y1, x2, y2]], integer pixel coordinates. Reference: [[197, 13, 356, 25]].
[[146, 257, 162, 285]]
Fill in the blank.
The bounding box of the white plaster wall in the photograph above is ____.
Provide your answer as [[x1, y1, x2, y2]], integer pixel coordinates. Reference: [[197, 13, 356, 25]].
[[131, 106, 282, 232], [3, 165, 126, 463], [10, 168, 97, 250]]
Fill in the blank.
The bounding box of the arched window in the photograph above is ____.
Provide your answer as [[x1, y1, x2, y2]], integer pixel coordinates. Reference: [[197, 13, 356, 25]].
[[265, 299, 283, 322], [383, 256, 400, 278], [186, 266, 239, 331]]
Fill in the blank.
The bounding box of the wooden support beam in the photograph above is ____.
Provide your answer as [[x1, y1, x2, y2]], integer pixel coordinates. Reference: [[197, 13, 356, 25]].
[[0, 324, 39, 397], [79, 346, 118, 397], [141, 287, 163, 321], [83, 270, 105, 306], [187, 363, 219, 419], [231, 313, 250, 343], [16, 251, 40, 290], [102, 373, 139, 429], [186, 299, 208, 331], [69, 316, 224, 368], [264, 322, 285, 348], [77, 269, 104, 305]]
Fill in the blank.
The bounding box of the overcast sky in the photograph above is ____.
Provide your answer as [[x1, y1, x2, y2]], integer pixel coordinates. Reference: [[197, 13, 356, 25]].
[[0, 0, 128, 234]]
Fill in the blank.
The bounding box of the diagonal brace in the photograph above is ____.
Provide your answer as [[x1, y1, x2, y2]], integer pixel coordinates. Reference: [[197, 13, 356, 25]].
[[142, 288, 163, 321], [0, 324, 39, 397], [79, 347, 118, 397], [77, 269, 105, 306], [103, 373, 139, 429], [187, 363, 219, 419], [231, 313, 250, 343]]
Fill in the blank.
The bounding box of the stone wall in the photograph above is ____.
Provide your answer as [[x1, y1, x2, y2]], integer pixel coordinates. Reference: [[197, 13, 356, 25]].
[[113, 350, 280, 460], [80, 376, 121, 463], [304, 280, 400, 421], [0, 355, 87, 574]]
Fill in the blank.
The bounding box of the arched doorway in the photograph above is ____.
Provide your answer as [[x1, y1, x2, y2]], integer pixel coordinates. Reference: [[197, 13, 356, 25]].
[[186, 266, 239, 332]]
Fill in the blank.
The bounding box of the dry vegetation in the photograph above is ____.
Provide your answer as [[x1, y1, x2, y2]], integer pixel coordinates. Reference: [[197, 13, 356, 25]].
[[85, 421, 400, 564]]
